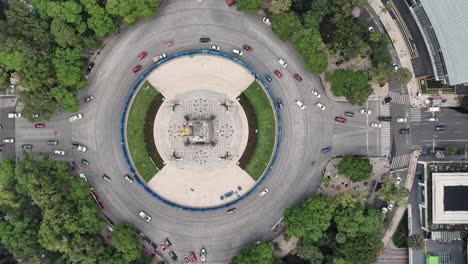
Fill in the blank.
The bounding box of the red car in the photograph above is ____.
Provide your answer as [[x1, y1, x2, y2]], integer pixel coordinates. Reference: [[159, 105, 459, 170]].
[[34, 123, 45, 128], [132, 65, 142, 73], [335, 117, 347, 123], [138, 51, 148, 60], [165, 41, 175, 48], [226, 0, 234, 6], [243, 45, 253, 52], [274, 70, 283, 78], [183, 256, 190, 264], [89, 187, 104, 209], [189, 251, 197, 262], [159, 243, 167, 251], [294, 74, 303, 81]]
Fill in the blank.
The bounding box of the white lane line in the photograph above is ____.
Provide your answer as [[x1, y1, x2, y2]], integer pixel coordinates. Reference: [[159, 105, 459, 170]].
[[366, 102, 369, 155], [419, 139, 468, 142]]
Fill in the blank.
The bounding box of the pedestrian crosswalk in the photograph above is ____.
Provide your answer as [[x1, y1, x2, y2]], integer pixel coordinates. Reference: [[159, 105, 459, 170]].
[[379, 103, 391, 157], [409, 108, 421, 122], [379, 102, 390, 116], [388, 91, 410, 105], [391, 154, 411, 169], [0, 96, 17, 108]]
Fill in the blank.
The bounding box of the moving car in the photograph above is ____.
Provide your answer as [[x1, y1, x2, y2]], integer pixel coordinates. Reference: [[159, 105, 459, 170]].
[[159, 243, 167, 251], [264, 73, 272, 82], [227, 208, 237, 214], [165, 41, 175, 48], [243, 45, 253, 52], [71, 143, 87, 152], [345, 111, 354, 117], [3, 138, 14, 143], [371, 122, 382, 128], [278, 59, 287, 68], [79, 172, 87, 181], [321, 147, 332, 153], [311, 90, 321, 98], [360, 109, 371, 115], [395, 176, 402, 187], [397, 117, 407, 123], [316, 102, 326, 111], [232, 48, 243, 56], [378, 116, 392, 121], [84, 96, 94, 103], [68, 113, 83, 122], [137, 51, 148, 60], [200, 248, 207, 263], [169, 251, 178, 260], [262, 17, 271, 26], [209, 45, 220, 50], [400, 128, 410, 134], [189, 251, 197, 262], [200, 37, 210, 42], [81, 159, 91, 166], [132, 65, 142, 73], [226, 0, 234, 6], [124, 174, 133, 183], [164, 238, 172, 247], [295, 100, 305, 110], [274, 70, 283, 78], [48, 140, 59, 145], [54, 149, 65, 156], [426, 117, 438, 122], [22, 144, 33, 150], [276, 98, 283, 109], [152, 53, 167, 63], [434, 125, 446, 131], [259, 188, 269, 197], [34, 123, 45, 128], [102, 174, 112, 183], [8, 112, 21, 118], [335, 117, 347, 123], [184, 256, 190, 264], [293, 74, 302, 81], [139, 211, 152, 222]]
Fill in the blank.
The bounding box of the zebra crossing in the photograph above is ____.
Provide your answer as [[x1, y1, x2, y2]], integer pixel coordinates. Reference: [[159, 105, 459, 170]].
[[388, 91, 410, 105], [409, 108, 421, 122], [379, 103, 391, 156], [390, 154, 411, 169], [0, 96, 17, 108]]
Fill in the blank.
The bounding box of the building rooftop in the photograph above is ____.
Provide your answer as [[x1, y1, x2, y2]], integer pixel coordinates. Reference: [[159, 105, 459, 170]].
[[432, 173, 468, 224], [419, 0, 468, 85]]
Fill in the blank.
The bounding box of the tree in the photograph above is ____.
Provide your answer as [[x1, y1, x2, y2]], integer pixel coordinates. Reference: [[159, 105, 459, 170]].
[[335, 192, 358, 208], [328, 69, 372, 105], [337, 155, 373, 181], [271, 12, 302, 40], [445, 146, 457, 155], [371, 63, 392, 86], [50, 19, 81, 48], [376, 175, 409, 204], [394, 67, 412, 85], [33, 0, 88, 33], [407, 234, 424, 250], [331, 17, 367, 58], [235, 0, 264, 11], [52, 47, 87, 88], [85, 3, 118, 36], [269, 0, 292, 15], [112, 224, 143, 262], [19, 89, 58, 121], [462, 96, 468, 111], [304, 51, 328, 74], [284, 196, 336, 242], [0, 67, 9, 89], [106, 0, 159, 25], [50, 86, 80, 112], [336, 234, 383, 264], [230, 242, 272, 264], [296, 242, 324, 264], [302, 11, 321, 29], [334, 207, 383, 243], [293, 29, 328, 74]]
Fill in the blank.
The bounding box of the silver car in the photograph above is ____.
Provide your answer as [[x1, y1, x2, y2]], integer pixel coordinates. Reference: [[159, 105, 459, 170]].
[[139, 211, 152, 222]]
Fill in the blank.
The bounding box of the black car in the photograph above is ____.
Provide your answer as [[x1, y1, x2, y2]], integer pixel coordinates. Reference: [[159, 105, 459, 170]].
[[164, 238, 172, 247], [84, 62, 95, 79], [400, 128, 411, 134], [21, 144, 33, 150], [200, 37, 211, 43], [383, 96, 392, 104], [378, 116, 392, 121], [81, 159, 91, 166], [48, 140, 59, 145], [434, 126, 446, 131], [169, 251, 177, 260], [84, 96, 94, 103], [264, 74, 272, 82], [227, 208, 237, 214], [276, 98, 283, 109]]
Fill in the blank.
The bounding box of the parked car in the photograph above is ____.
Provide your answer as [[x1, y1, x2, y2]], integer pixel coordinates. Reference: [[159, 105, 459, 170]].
[[335, 117, 347, 123], [391, 62, 398, 70], [371, 122, 382, 128], [278, 59, 287, 68], [48, 140, 59, 145], [124, 174, 133, 183], [400, 128, 411, 134], [259, 188, 269, 197], [293, 74, 302, 81], [262, 17, 271, 26], [435, 125, 446, 131], [345, 111, 354, 117], [315, 102, 325, 111], [189, 251, 197, 262], [34, 123, 45, 128], [397, 117, 407, 122], [184, 256, 190, 264], [139, 211, 152, 222], [200, 248, 207, 263], [152, 53, 167, 63], [264, 73, 272, 82], [169, 251, 178, 260], [200, 37, 211, 42], [3, 138, 14, 143], [209, 45, 220, 50], [137, 51, 148, 60], [79, 172, 87, 181], [84, 62, 95, 79], [165, 41, 175, 48], [68, 113, 83, 122], [243, 45, 253, 52], [368, 26, 375, 32], [311, 90, 321, 98], [232, 48, 243, 56], [388, 201, 395, 211], [274, 70, 283, 78], [132, 65, 142, 73], [227, 208, 237, 214], [426, 117, 438, 122], [382, 207, 388, 216], [8, 112, 21, 118], [276, 98, 283, 109], [22, 144, 33, 150], [71, 143, 87, 152], [81, 159, 91, 166], [159, 243, 167, 251], [395, 176, 402, 187], [360, 109, 371, 115], [295, 100, 305, 110], [54, 149, 65, 156], [89, 187, 104, 209], [102, 174, 111, 183], [321, 147, 332, 153], [164, 238, 172, 247], [84, 96, 94, 103]]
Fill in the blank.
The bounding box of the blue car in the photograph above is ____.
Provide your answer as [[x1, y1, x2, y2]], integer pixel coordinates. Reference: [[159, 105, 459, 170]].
[[264, 74, 272, 82], [321, 147, 332, 153]]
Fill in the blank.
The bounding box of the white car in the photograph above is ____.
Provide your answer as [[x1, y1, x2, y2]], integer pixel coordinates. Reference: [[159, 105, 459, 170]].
[[295, 100, 305, 110], [54, 149, 65, 156], [232, 49, 243, 56], [259, 188, 269, 197], [152, 53, 167, 63], [311, 90, 321, 98], [391, 62, 399, 71], [3, 138, 14, 143], [278, 59, 287, 68], [124, 174, 133, 183], [360, 109, 371, 115], [103, 174, 112, 183], [79, 172, 87, 181], [8, 112, 21, 118], [209, 45, 220, 51], [397, 117, 407, 123], [316, 102, 326, 111], [262, 17, 271, 26], [71, 143, 87, 152], [382, 207, 388, 216], [139, 210, 152, 222], [368, 26, 375, 32], [68, 113, 83, 122], [388, 201, 395, 211], [395, 176, 402, 188], [426, 117, 438, 122], [371, 122, 381, 128]]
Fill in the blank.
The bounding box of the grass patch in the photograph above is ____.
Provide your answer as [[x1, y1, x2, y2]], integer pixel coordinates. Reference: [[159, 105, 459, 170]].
[[392, 212, 408, 248], [127, 81, 159, 181], [240, 81, 276, 180]]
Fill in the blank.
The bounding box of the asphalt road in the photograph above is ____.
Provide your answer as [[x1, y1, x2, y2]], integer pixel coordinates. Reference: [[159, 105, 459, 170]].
[[11, 0, 387, 262], [0, 106, 16, 160]]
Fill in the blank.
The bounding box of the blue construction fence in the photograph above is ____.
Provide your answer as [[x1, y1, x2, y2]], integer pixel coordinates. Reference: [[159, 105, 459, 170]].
[[120, 50, 282, 212]]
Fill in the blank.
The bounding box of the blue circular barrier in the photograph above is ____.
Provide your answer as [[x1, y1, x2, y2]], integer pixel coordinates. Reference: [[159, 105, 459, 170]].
[[120, 50, 282, 211]]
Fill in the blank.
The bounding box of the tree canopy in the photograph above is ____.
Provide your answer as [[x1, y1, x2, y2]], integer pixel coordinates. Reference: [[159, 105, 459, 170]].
[[106, 0, 159, 25], [394, 67, 412, 85], [230, 242, 272, 264], [271, 12, 302, 40], [337, 155, 373, 181], [328, 69, 373, 105], [269, 0, 292, 15], [292, 28, 327, 74], [235, 0, 264, 11]]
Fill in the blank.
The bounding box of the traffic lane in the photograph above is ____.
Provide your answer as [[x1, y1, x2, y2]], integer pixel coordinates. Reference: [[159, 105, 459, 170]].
[[0, 107, 16, 159]]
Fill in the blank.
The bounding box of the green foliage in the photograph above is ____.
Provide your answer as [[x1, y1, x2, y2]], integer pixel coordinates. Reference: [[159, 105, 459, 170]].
[[332, 17, 367, 58], [328, 69, 372, 105], [394, 67, 412, 85], [33, 0, 87, 33], [335, 192, 357, 208], [0, 66, 9, 89], [376, 175, 409, 204], [19, 89, 57, 121], [445, 146, 457, 155], [106, 0, 159, 25], [336, 234, 383, 264], [321, 176, 331, 187], [50, 86, 80, 112], [52, 47, 87, 88], [462, 96, 468, 111], [371, 63, 392, 86], [296, 241, 324, 264], [50, 19, 82, 48], [337, 155, 373, 181], [236, 0, 264, 11], [334, 207, 383, 243], [303, 11, 321, 29], [83, 2, 118, 36], [369, 32, 391, 66], [269, 0, 292, 15], [113, 224, 144, 262], [407, 234, 424, 250], [271, 12, 302, 40], [292, 27, 327, 74], [304, 50, 328, 74], [230, 242, 272, 264], [284, 196, 335, 242]]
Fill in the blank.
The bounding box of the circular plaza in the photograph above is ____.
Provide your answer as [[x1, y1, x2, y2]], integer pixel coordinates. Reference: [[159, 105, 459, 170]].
[[123, 52, 279, 208]]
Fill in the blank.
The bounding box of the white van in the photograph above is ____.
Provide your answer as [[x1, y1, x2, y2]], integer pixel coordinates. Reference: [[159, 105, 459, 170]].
[[68, 113, 83, 122]]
